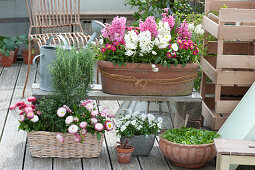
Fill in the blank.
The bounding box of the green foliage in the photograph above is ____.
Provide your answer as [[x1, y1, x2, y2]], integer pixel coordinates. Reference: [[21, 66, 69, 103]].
[[0, 34, 28, 56], [160, 127, 221, 145], [49, 47, 96, 107], [125, 0, 204, 25], [116, 112, 162, 138]]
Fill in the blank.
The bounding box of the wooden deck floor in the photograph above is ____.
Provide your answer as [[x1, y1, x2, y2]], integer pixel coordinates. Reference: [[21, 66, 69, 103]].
[[0, 62, 254, 170]]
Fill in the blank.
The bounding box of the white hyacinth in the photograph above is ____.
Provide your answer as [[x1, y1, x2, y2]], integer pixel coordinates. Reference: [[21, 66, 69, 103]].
[[188, 23, 195, 31], [158, 21, 171, 37], [194, 24, 204, 35], [139, 30, 154, 54]]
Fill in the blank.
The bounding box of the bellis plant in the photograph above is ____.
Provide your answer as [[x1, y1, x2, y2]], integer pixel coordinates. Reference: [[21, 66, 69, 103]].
[[55, 100, 114, 143], [96, 9, 200, 71], [116, 111, 163, 138]]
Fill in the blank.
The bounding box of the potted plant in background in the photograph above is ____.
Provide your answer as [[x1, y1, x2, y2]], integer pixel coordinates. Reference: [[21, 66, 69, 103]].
[[0, 36, 16, 67], [21, 35, 35, 64], [159, 127, 220, 168], [116, 111, 162, 155], [95, 8, 200, 96], [116, 140, 134, 164]]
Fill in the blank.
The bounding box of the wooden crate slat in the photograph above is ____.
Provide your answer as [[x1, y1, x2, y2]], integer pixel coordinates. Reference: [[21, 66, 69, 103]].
[[205, 83, 249, 96], [201, 56, 217, 83], [207, 1, 255, 12], [215, 100, 239, 114], [217, 55, 255, 69], [217, 71, 255, 85], [202, 101, 227, 130], [220, 26, 255, 41], [220, 8, 255, 23], [202, 16, 219, 38], [207, 41, 250, 55]]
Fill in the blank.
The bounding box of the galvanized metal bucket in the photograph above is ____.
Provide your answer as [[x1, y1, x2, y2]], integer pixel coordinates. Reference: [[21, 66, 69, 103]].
[[33, 35, 70, 91], [120, 135, 156, 156]]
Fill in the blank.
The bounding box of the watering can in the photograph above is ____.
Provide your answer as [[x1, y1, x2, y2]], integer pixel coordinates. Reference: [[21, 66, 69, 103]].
[[33, 35, 70, 91]]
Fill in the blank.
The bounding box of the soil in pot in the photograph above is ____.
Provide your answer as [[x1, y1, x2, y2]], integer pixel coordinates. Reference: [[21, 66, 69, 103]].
[[116, 144, 134, 164], [21, 49, 35, 64], [120, 135, 155, 156], [0, 51, 15, 67]]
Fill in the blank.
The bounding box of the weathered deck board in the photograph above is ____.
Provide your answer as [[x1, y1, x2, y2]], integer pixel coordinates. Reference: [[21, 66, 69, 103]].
[[53, 158, 83, 170], [0, 63, 37, 170], [82, 139, 112, 170], [23, 146, 53, 170]]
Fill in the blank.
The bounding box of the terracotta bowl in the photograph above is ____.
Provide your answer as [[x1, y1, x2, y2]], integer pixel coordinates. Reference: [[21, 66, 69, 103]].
[[159, 137, 216, 168]]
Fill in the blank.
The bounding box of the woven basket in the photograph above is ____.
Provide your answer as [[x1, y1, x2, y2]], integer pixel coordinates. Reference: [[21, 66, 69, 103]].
[[27, 131, 104, 158]]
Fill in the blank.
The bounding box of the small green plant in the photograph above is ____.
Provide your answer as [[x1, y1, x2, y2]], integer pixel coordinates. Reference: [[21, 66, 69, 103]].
[[160, 127, 220, 145], [49, 47, 96, 106]]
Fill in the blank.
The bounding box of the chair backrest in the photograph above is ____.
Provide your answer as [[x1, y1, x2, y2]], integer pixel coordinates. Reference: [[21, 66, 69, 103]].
[[25, 0, 83, 33]]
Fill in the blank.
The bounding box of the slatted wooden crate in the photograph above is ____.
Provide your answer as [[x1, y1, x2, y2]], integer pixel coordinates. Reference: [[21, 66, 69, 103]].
[[201, 0, 255, 130]]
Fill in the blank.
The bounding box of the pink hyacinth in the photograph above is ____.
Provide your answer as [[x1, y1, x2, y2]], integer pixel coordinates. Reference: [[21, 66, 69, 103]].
[[178, 21, 191, 40], [9, 104, 17, 110], [139, 16, 158, 37], [79, 121, 88, 128], [56, 134, 64, 143], [26, 111, 35, 119], [27, 96, 36, 102], [162, 14, 175, 30], [95, 123, 104, 131], [101, 16, 127, 43]]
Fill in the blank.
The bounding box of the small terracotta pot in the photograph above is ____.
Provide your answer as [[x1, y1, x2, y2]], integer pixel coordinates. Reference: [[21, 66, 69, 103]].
[[21, 49, 35, 64], [98, 60, 199, 96], [116, 145, 134, 164], [0, 51, 15, 67], [159, 137, 216, 168], [13, 48, 19, 63]]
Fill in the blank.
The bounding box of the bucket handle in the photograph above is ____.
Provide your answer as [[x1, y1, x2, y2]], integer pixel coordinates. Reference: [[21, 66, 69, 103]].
[[32, 54, 43, 77], [46, 35, 70, 49]]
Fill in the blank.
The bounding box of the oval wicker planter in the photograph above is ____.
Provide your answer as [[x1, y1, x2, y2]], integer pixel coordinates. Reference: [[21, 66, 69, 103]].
[[97, 60, 199, 96], [27, 131, 104, 158], [159, 137, 216, 168]]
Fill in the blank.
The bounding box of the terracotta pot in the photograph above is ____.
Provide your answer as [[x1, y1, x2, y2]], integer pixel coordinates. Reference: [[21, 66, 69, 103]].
[[13, 48, 19, 63], [0, 51, 15, 67], [21, 49, 35, 64], [97, 60, 199, 96], [116, 145, 134, 164], [159, 137, 216, 168]]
